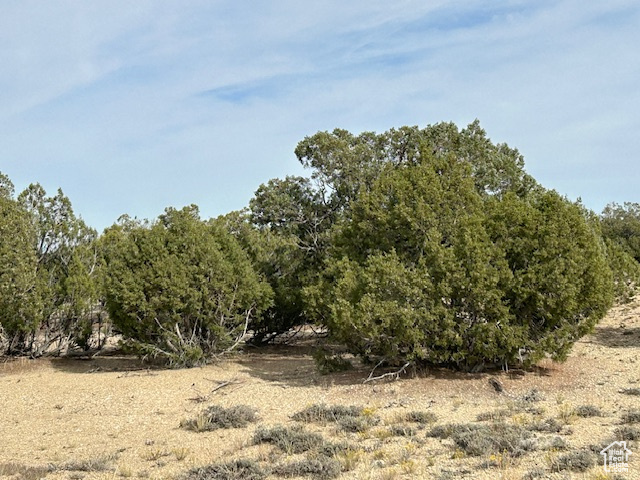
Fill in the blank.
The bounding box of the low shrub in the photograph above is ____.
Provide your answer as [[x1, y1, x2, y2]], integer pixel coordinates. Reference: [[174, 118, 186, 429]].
[[182, 459, 267, 480], [388, 425, 418, 437], [541, 436, 569, 451], [528, 418, 563, 433], [273, 455, 341, 479], [620, 409, 640, 424], [61, 454, 116, 472], [253, 425, 324, 454], [476, 410, 509, 422], [403, 411, 437, 424], [0, 463, 54, 480], [550, 449, 595, 472], [574, 405, 603, 418], [428, 422, 536, 457], [292, 404, 363, 423], [181, 405, 258, 432], [620, 388, 640, 396], [292, 403, 379, 432], [521, 388, 544, 403], [614, 425, 640, 440]]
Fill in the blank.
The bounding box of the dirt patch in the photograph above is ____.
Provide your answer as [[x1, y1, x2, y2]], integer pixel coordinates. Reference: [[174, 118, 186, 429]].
[[1, 299, 639, 479]]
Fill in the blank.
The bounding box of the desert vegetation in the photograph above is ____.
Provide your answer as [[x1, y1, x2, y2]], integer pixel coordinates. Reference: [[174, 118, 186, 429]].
[[1, 121, 639, 478]]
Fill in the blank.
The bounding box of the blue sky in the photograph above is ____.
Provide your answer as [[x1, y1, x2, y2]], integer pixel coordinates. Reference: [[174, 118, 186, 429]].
[[1, 0, 638, 231]]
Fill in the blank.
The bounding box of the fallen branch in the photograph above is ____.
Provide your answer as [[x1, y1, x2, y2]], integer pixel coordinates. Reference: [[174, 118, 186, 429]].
[[363, 361, 411, 383]]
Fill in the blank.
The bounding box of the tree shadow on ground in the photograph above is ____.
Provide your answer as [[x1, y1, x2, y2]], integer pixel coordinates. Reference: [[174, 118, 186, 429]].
[[587, 325, 640, 348], [235, 343, 550, 388], [46, 349, 166, 374]]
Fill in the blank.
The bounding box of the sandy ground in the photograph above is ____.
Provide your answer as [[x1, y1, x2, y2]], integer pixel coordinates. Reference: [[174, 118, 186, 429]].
[[1, 299, 639, 480]]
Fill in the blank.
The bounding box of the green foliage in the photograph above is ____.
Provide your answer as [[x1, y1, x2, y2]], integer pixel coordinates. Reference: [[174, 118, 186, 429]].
[[602, 202, 640, 262], [603, 236, 640, 302], [218, 209, 310, 344], [18, 183, 99, 354], [0, 195, 40, 353], [244, 176, 336, 343], [101, 206, 272, 366], [306, 130, 612, 371], [312, 348, 353, 374]]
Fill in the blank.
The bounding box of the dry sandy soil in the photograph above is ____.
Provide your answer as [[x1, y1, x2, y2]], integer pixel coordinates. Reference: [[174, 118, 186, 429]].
[[1, 299, 639, 480]]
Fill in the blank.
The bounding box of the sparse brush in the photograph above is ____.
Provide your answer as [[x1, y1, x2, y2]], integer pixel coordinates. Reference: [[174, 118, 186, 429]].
[[454, 422, 537, 457], [338, 415, 379, 432], [528, 417, 563, 433], [292, 403, 379, 432], [620, 409, 640, 424], [292, 404, 363, 423], [388, 425, 418, 437], [173, 447, 190, 461], [521, 388, 544, 403], [253, 425, 325, 454], [614, 425, 640, 440], [549, 449, 595, 472], [403, 411, 437, 424], [557, 403, 577, 424], [521, 467, 547, 479], [140, 448, 171, 462], [0, 463, 54, 480], [541, 436, 569, 451], [62, 454, 116, 472], [476, 410, 508, 421], [182, 459, 267, 480], [574, 405, 603, 418], [620, 388, 640, 396], [181, 405, 258, 432], [336, 449, 362, 471], [316, 441, 352, 458], [273, 455, 341, 479], [428, 422, 536, 457]]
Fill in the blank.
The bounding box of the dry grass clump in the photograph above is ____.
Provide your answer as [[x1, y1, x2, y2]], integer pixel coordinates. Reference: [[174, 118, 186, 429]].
[[540, 436, 569, 451], [427, 422, 536, 457], [388, 424, 418, 437], [549, 449, 595, 472], [182, 459, 267, 480], [0, 463, 54, 480], [292, 404, 363, 423], [521, 388, 544, 403], [180, 405, 258, 432], [528, 417, 564, 433], [620, 387, 640, 396], [61, 454, 117, 472], [291, 403, 379, 432], [273, 455, 342, 479], [613, 425, 640, 440], [476, 409, 509, 421], [253, 425, 325, 454], [620, 409, 640, 424], [402, 410, 437, 424], [574, 405, 603, 418]]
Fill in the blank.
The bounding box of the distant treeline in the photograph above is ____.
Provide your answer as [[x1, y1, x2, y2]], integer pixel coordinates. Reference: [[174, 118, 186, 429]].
[[1, 120, 638, 371]]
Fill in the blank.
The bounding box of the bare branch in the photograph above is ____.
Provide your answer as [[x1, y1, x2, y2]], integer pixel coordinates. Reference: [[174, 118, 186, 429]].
[[363, 361, 411, 384]]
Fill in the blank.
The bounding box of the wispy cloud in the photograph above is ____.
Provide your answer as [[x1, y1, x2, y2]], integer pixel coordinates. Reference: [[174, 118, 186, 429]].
[[0, 0, 638, 229]]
